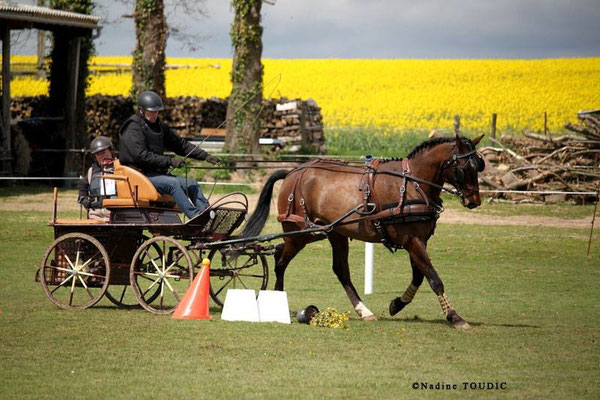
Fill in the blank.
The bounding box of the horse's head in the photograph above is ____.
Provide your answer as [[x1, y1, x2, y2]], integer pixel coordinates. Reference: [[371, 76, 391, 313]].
[[441, 134, 485, 209]]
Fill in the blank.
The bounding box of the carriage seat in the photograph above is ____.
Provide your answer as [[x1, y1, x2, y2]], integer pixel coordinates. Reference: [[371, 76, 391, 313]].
[[101, 160, 178, 209]]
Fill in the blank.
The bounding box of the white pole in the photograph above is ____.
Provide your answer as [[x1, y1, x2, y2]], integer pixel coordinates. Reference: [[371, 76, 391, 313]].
[[364, 242, 374, 294]]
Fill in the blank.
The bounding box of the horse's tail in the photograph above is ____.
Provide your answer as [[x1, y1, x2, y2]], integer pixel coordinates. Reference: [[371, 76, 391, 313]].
[[242, 169, 290, 238]]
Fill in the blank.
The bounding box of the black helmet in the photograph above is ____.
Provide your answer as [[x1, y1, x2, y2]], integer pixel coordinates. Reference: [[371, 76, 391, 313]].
[[138, 91, 164, 111], [90, 136, 113, 154]]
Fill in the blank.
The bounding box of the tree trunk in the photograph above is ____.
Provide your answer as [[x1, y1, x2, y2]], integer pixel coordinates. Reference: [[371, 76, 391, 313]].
[[225, 0, 264, 155], [132, 0, 167, 99]]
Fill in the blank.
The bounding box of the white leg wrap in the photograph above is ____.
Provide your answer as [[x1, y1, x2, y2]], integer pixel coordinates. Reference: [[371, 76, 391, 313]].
[[355, 301, 375, 318], [437, 293, 453, 316]]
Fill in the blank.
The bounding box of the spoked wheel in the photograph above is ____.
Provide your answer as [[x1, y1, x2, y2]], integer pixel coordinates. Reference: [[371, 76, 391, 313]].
[[208, 247, 269, 307], [130, 236, 193, 314], [104, 283, 161, 309], [40, 233, 110, 310], [104, 236, 161, 308]]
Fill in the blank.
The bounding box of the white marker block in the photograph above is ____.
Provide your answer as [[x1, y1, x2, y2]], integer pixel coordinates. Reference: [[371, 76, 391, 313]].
[[221, 289, 260, 322], [257, 290, 291, 324]]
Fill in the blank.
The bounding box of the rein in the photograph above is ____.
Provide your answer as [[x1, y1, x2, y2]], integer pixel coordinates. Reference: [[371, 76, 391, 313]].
[[285, 158, 462, 197]]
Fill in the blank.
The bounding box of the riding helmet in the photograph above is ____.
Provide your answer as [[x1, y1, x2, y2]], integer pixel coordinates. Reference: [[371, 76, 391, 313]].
[[137, 91, 164, 112], [90, 136, 113, 155]]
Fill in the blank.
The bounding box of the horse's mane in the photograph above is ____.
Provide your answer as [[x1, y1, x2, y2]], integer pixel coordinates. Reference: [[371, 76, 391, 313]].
[[407, 136, 475, 159]]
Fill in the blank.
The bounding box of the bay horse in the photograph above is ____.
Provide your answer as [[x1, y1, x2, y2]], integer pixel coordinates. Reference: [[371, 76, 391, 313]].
[[243, 135, 485, 329]]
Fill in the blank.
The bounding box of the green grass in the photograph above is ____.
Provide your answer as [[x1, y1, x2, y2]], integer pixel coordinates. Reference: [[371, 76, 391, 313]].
[[0, 191, 599, 399], [324, 127, 497, 157], [440, 194, 597, 219]]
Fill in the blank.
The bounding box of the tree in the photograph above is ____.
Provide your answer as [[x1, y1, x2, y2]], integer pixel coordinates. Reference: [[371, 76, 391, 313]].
[[225, 0, 264, 155], [131, 0, 167, 99]]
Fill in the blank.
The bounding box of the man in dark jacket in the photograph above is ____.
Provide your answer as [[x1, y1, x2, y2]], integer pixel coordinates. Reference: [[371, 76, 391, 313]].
[[78, 136, 115, 221], [119, 91, 220, 219]]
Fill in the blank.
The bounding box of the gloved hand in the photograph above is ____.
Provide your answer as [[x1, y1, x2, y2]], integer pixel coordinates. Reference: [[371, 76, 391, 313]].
[[205, 155, 221, 165], [80, 196, 93, 210], [171, 158, 186, 168]]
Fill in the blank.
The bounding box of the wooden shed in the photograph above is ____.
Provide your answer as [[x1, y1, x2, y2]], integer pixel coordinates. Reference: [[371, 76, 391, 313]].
[[0, 1, 100, 176]]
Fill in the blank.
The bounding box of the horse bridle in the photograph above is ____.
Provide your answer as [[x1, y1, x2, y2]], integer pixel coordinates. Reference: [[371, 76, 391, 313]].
[[441, 146, 485, 197]]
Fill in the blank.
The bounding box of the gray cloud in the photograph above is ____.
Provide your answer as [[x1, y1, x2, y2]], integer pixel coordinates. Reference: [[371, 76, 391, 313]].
[[11, 0, 600, 58]]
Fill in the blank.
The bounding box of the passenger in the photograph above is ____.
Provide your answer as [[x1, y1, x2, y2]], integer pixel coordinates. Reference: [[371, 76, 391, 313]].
[[118, 91, 221, 219], [78, 136, 116, 222]]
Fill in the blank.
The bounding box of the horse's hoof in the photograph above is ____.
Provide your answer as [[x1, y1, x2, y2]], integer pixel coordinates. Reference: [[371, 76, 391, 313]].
[[363, 314, 378, 321], [453, 320, 470, 330], [447, 310, 470, 329], [389, 298, 410, 316]]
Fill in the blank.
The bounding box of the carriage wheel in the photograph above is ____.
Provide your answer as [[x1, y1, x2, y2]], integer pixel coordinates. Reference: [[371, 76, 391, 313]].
[[104, 283, 160, 309], [104, 237, 161, 308], [40, 233, 110, 310], [130, 236, 193, 314], [208, 247, 269, 307]]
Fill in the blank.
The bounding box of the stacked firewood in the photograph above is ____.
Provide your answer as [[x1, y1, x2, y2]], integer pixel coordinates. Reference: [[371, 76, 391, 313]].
[[86, 95, 135, 138], [156, 97, 226, 136], [85, 96, 226, 138], [10, 96, 51, 119], [260, 98, 326, 153], [479, 111, 600, 203], [11, 95, 326, 154]]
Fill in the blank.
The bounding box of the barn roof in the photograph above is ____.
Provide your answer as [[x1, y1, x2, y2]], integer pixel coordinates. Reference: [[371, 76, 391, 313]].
[[0, 1, 100, 30]]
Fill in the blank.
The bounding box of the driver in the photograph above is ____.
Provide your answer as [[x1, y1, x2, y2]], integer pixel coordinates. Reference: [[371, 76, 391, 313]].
[[78, 136, 116, 221], [118, 91, 220, 219]]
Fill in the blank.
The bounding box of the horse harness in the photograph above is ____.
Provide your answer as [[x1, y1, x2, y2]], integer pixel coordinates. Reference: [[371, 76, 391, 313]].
[[278, 158, 442, 252]]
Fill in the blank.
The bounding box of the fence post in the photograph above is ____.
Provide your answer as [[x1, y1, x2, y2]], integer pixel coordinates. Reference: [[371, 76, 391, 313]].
[[364, 242, 374, 294], [453, 115, 460, 136], [491, 113, 497, 139]]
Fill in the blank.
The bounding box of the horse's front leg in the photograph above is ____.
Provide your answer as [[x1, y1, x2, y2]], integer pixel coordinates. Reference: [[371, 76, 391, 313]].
[[405, 237, 470, 329], [389, 259, 424, 316], [328, 233, 377, 321]]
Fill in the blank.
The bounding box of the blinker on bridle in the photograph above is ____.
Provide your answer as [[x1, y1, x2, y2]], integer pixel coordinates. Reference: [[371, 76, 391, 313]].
[[442, 147, 485, 191]]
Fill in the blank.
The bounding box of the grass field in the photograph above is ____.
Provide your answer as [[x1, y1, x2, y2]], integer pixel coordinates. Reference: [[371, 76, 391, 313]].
[[0, 187, 599, 399]]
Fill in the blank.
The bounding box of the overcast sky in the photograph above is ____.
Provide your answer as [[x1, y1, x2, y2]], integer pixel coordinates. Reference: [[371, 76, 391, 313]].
[[11, 0, 600, 58]]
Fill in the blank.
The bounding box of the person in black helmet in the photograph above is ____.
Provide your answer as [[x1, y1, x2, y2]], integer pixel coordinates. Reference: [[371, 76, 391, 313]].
[[78, 136, 116, 221], [118, 90, 220, 219]]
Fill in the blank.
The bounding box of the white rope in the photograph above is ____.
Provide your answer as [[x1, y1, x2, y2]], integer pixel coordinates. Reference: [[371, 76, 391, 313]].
[[0, 177, 596, 194], [0, 177, 254, 186], [480, 189, 597, 195]]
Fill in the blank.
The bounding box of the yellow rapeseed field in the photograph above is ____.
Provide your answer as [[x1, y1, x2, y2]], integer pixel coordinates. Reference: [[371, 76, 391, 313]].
[[7, 55, 600, 133]]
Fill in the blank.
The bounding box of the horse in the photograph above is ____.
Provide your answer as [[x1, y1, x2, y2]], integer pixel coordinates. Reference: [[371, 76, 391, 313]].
[[242, 134, 485, 329]]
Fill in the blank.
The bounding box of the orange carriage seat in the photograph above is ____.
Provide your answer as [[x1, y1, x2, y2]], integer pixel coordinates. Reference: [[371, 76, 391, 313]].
[[101, 160, 178, 210]]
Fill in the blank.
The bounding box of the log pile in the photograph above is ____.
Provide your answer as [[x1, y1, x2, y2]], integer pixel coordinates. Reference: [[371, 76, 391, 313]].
[[260, 98, 325, 153], [10, 95, 326, 154], [479, 111, 600, 203]]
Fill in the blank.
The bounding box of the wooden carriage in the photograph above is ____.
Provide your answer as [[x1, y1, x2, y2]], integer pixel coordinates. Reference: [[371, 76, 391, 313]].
[[39, 161, 272, 314]]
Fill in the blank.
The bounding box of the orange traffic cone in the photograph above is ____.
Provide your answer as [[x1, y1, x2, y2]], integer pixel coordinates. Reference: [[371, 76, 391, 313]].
[[172, 258, 212, 320]]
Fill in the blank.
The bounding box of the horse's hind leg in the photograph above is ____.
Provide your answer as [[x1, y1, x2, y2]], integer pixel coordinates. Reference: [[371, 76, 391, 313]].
[[405, 237, 470, 329], [273, 235, 308, 291], [328, 232, 376, 321], [389, 258, 424, 316]]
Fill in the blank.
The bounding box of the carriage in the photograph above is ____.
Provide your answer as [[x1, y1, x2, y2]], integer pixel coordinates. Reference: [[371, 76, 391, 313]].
[[38, 160, 273, 313]]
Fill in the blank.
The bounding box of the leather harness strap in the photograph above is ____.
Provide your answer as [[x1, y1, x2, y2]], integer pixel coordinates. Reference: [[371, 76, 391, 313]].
[[361, 158, 437, 252], [278, 159, 320, 227], [277, 158, 440, 241], [359, 158, 382, 214]]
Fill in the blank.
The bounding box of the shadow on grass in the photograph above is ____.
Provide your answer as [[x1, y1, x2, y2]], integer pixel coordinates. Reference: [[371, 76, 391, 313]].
[[91, 305, 224, 314], [376, 315, 540, 328]]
